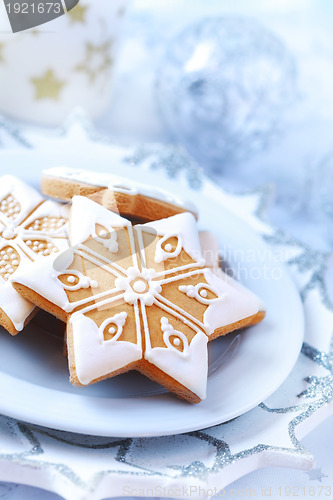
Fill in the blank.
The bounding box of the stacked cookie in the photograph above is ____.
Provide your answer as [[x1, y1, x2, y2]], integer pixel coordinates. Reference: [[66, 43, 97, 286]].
[[0, 169, 265, 403]]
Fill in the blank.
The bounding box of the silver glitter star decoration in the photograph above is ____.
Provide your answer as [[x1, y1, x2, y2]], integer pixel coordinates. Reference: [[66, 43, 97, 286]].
[[306, 468, 328, 482]]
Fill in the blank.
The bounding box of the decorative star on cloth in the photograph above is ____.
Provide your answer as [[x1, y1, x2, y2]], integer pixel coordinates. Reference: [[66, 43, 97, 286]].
[[13, 196, 265, 402], [306, 468, 329, 482], [0, 175, 69, 335]]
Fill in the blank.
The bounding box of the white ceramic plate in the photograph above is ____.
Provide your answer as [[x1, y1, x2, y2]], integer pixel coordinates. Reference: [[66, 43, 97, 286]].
[[0, 148, 304, 437]]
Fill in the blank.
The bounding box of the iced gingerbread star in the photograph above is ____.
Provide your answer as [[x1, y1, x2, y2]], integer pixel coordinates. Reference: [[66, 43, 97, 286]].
[[13, 196, 265, 402], [0, 175, 69, 334]]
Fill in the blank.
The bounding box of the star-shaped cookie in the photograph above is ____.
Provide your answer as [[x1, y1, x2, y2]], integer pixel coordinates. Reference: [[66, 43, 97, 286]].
[[0, 175, 69, 335], [12, 196, 265, 402]]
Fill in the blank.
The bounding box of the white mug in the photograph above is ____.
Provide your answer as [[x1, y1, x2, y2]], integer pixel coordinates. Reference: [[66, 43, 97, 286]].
[[0, 0, 129, 126]]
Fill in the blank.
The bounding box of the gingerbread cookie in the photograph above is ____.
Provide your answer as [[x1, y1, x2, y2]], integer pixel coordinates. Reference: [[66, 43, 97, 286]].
[[12, 196, 265, 402], [41, 166, 198, 222], [0, 175, 69, 335]]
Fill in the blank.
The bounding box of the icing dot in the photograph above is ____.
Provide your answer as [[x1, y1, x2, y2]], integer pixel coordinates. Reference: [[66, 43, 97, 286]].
[[98, 229, 108, 238], [132, 280, 146, 293], [0, 251, 4, 255], [43, 249, 50, 256], [200, 289, 208, 298], [38, 243, 44, 249], [12, 260, 18, 266], [3, 255, 9, 261], [2, 228, 16, 239], [164, 243, 173, 252], [7, 248, 13, 254], [26, 240, 32, 246], [173, 338, 181, 346], [108, 326, 116, 335], [67, 276, 76, 284]]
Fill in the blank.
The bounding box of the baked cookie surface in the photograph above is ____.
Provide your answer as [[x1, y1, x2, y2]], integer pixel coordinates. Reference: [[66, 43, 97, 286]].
[[12, 196, 265, 402], [0, 175, 69, 334], [41, 166, 198, 222]]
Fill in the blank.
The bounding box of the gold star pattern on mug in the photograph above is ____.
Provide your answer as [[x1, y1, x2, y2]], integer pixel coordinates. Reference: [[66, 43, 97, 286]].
[[75, 41, 113, 83], [12, 196, 265, 402], [31, 69, 67, 101], [67, 3, 88, 24], [0, 175, 69, 335]]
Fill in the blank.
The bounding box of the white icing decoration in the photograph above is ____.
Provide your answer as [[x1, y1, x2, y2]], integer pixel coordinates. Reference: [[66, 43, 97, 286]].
[[0, 279, 35, 332], [98, 312, 127, 344], [115, 267, 162, 306], [43, 166, 198, 215], [132, 280, 146, 293], [58, 270, 98, 291], [202, 268, 265, 336], [144, 325, 208, 401], [76, 245, 124, 278], [93, 225, 118, 253], [70, 313, 142, 386], [1, 227, 16, 240], [160, 317, 189, 358], [64, 291, 125, 315], [154, 234, 183, 264], [178, 283, 222, 305], [154, 294, 206, 334], [158, 268, 204, 286], [138, 212, 205, 265], [69, 196, 130, 249]]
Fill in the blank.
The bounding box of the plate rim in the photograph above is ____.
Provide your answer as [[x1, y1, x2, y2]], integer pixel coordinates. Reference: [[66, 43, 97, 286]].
[[0, 147, 305, 437]]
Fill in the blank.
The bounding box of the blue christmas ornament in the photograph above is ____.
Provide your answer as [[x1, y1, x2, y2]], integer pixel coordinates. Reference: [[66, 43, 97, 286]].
[[156, 16, 297, 172]]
